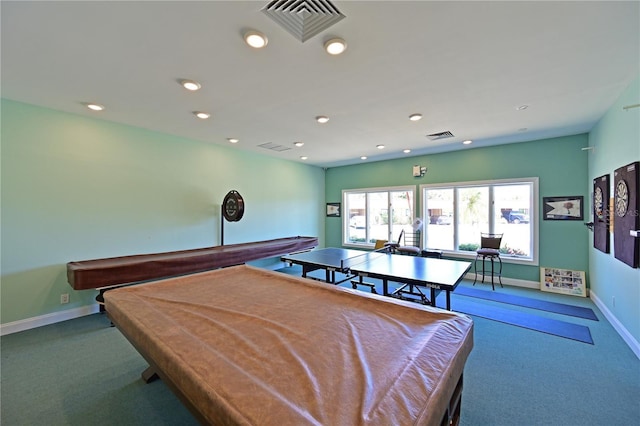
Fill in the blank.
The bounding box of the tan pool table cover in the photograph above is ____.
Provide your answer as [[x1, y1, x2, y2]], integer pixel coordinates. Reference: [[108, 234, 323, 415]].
[[105, 265, 473, 425]]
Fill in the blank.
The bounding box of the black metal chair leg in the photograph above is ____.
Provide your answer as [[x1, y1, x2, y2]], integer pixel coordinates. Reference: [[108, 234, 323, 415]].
[[473, 254, 479, 285]]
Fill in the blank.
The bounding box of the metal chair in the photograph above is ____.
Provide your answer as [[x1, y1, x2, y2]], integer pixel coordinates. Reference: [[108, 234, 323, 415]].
[[388, 229, 421, 256], [398, 230, 421, 255], [384, 230, 402, 252], [473, 233, 503, 290]]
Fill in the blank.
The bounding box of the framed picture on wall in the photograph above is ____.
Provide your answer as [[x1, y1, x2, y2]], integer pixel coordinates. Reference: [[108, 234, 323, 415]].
[[542, 196, 584, 221], [326, 203, 341, 217]]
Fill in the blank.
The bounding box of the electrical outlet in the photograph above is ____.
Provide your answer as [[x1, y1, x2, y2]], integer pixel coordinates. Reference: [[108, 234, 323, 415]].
[[60, 293, 69, 304]]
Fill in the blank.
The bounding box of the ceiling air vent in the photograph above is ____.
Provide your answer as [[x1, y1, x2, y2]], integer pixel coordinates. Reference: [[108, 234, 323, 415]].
[[262, 0, 346, 42], [258, 142, 292, 152], [426, 131, 455, 141]]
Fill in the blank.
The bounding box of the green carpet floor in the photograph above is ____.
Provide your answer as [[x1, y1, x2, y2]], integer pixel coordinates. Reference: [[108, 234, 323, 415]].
[[1, 270, 638, 425]]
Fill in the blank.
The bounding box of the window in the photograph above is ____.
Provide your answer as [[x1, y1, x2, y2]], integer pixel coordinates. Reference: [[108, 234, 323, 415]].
[[343, 186, 415, 247], [421, 178, 538, 264]]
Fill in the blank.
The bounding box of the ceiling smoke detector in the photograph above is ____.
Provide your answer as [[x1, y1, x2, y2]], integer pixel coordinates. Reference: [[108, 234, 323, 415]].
[[262, 0, 346, 42]]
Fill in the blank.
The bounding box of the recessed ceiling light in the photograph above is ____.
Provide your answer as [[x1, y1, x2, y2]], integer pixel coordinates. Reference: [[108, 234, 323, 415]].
[[180, 79, 201, 91], [403, 149, 411, 154], [316, 115, 329, 124], [409, 113, 422, 121], [360, 156, 367, 160], [516, 104, 529, 111], [300, 156, 308, 160], [244, 30, 268, 48], [85, 103, 104, 111], [463, 140, 473, 145], [324, 38, 347, 55], [227, 138, 239, 144], [377, 144, 385, 149], [294, 141, 304, 147], [193, 111, 210, 119]]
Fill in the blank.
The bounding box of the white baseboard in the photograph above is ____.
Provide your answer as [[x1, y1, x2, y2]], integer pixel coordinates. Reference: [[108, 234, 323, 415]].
[[0, 304, 100, 336], [590, 290, 640, 360]]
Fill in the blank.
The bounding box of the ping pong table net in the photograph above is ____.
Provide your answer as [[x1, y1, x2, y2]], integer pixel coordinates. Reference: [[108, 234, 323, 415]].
[[340, 249, 389, 270]]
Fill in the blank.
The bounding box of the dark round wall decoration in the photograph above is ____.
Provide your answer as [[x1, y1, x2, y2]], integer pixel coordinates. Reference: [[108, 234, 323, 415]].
[[222, 190, 245, 222]]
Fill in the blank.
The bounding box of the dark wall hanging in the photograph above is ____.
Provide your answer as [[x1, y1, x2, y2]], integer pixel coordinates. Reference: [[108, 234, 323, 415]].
[[221, 190, 245, 246], [613, 161, 639, 268], [593, 174, 610, 253]]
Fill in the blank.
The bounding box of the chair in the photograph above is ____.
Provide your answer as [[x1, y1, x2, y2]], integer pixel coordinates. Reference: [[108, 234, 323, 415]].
[[373, 239, 388, 250], [389, 230, 421, 256], [473, 233, 503, 290], [421, 249, 443, 259]]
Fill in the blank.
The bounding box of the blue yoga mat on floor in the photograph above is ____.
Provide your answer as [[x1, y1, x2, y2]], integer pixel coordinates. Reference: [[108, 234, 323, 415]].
[[342, 276, 594, 344], [455, 286, 598, 321], [450, 297, 594, 344]]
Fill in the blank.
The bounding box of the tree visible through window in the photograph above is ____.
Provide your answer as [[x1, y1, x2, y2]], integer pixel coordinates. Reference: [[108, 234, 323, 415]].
[[422, 178, 538, 262], [343, 186, 415, 246]]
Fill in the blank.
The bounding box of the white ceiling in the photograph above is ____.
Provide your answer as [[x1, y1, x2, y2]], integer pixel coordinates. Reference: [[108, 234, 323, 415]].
[[2, 1, 639, 168]]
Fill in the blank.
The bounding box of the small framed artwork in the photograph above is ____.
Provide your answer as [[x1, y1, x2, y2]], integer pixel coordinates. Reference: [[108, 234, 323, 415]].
[[543, 196, 584, 221], [326, 203, 341, 217], [540, 267, 587, 297]]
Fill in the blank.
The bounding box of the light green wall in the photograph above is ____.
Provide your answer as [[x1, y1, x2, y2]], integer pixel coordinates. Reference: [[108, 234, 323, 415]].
[[1, 99, 325, 324], [3, 77, 638, 348], [325, 134, 590, 283], [588, 74, 640, 343]]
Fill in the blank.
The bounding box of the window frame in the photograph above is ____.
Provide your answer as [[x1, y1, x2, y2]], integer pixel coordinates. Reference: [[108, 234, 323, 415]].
[[420, 177, 539, 265], [342, 185, 416, 248]]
